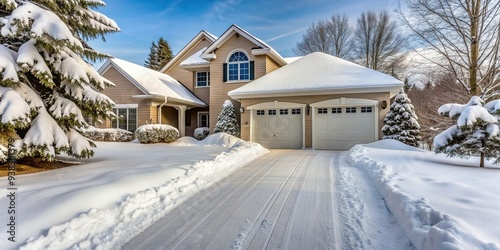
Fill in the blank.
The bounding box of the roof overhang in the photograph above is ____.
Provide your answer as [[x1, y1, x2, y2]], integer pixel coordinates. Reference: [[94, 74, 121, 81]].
[[132, 94, 206, 107], [229, 85, 403, 100]]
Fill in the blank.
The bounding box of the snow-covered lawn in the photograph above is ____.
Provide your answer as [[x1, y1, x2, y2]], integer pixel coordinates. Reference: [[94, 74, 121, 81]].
[[0, 134, 268, 249], [348, 140, 500, 249]]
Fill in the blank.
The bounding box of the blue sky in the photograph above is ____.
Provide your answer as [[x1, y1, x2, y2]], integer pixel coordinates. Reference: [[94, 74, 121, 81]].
[[89, 0, 398, 68]]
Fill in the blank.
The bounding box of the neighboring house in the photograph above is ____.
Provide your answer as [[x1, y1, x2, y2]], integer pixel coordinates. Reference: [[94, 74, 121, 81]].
[[98, 24, 402, 150]]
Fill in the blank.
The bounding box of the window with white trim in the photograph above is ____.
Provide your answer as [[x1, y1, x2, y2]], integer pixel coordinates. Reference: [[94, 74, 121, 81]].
[[228, 51, 249, 81], [268, 109, 277, 115], [198, 112, 209, 127], [361, 107, 373, 113], [346, 107, 357, 113], [280, 109, 288, 115], [256, 110, 265, 115], [291, 108, 301, 115], [318, 108, 328, 114], [196, 72, 210, 87], [111, 107, 137, 132]]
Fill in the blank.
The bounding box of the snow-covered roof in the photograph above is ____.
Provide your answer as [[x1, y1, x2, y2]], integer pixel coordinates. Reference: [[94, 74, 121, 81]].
[[201, 24, 288, 67], [229, 52, 403, 99], [283, 56, 302, 64], [160, 30, 217, 73], [180, 47, 209, 68], [99, 58, 206, 107]]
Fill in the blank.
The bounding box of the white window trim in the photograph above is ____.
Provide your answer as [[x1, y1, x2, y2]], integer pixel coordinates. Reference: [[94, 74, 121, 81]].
[[226, 49, 250, 83], [112, 105, 138, 132], [197, 111, 210, 128], [195, 71, 210, 88]]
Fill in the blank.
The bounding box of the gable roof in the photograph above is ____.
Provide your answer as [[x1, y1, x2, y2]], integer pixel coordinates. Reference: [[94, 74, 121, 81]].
[[229, 52, 403, 99], [160, 30, 217, 73], [98, 58, 206, 107], [201, 24, 287, 66]]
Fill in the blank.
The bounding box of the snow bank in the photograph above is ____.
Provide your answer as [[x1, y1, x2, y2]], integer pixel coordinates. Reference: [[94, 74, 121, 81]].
[[347, 144, 499, 250], [20, 135, 268, 249], [175, 132, 243, 147]]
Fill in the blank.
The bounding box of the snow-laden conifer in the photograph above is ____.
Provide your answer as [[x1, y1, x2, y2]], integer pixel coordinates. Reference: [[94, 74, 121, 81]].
[[214, 100, 240, 137], [0, 0, 119, 161], [433, 96, 500, 167], [382, 90, 421, 147]]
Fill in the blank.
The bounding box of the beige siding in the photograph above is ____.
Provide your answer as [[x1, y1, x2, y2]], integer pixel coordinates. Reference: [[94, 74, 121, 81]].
[[266, 56, 281, 74], [100, 66, 153, 128], [165, 39, 213, 94], [208, 33, 268, 131], [240, 92, 392, 147], [193, 82, 210, 105], [160, 106, 179, 128]]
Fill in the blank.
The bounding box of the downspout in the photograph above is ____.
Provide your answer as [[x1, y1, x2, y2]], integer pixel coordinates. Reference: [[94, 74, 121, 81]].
[[157, 96, 168, 124]]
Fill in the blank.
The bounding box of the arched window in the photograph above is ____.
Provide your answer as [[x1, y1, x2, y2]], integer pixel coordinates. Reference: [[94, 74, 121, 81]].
[[227, 51, 249, 81]]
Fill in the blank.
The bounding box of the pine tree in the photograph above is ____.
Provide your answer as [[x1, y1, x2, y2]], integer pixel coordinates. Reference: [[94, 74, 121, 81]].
[[144, 37, 173, 70], [0, 0, 119, 161], [382, 90, 421, 147], [433, 97, 500, 168], [214, 100, 240, 137]]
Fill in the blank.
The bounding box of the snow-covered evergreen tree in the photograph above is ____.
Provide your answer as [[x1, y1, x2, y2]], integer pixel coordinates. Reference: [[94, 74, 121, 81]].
[[433, 96, 500, 168], [0, 0, 119, 161], [213, 100, 240, 137], [382, 90, 421, 147], [144, 37, 173, 70]]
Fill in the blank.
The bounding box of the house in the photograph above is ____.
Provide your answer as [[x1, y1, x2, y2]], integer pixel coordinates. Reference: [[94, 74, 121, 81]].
[[98, 24, 402, 150]]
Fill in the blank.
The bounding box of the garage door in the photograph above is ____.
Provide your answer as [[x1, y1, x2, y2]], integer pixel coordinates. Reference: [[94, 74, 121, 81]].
[[253, 108, 303, 149], [315, 106, 375, 150]]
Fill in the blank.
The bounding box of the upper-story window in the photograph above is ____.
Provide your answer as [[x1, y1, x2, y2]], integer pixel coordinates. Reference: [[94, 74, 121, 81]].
[[196, 72, 210, 87], [228, 51, 249, 81]]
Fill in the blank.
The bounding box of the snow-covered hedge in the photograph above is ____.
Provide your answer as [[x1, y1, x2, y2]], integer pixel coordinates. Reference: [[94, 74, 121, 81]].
[[194, 127, 210, 140], [82, 127, 134, 142], [135, 124, 179, 144]]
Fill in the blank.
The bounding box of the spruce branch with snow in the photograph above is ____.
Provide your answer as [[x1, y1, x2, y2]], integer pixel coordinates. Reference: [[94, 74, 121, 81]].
[[214, 100, 240, 137], [382, 90, 421, 147], [433, 96, 500, 168], [0, 0, 119, 161]]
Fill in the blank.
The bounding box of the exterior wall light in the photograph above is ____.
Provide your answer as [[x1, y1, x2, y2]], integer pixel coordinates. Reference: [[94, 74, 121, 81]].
[[306, 104, 310, 115], [240, 107, 245, 113], [381, 100, 388, 109]]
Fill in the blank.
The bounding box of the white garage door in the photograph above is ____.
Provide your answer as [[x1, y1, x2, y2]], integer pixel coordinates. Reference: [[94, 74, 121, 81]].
[[315, 106, 376, 150], [253, 108, 303, 149]]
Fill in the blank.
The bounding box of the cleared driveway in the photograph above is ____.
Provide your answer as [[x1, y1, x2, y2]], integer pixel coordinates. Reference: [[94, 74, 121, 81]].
[[123, 150, 342, 249]]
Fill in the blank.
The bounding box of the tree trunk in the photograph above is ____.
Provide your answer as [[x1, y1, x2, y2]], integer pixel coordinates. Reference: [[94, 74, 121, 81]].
[[480, 151, 485, 168], [469, 0, 481, 96]]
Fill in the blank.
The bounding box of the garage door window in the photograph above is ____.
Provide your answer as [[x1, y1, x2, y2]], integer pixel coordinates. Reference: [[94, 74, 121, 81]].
[[318, 108, 328, 114], [332, 108, 342, 113], [268, 110, 277, 115], [361, 107, 373, 113], [346, 107, 357, 113], [292, 108, 301, 115], [280, 109, 288, 115]]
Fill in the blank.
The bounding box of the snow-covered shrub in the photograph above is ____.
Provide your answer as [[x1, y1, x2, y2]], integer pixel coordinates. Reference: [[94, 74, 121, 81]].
[[82, 127, 134, 142], [135, 124, 179, 144], [433, 96, 500, 167], [382, 90, 421, 147], [214, 100, 240, 137], [194, 127, 210, 140], [0, 1, 119, 161]]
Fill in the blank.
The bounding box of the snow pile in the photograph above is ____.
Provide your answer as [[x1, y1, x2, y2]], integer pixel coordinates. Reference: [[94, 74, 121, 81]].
[[19, 134, 268, 250], [82, 127, 134, 142], [347, 143, 500, 250], [135, 124, 179, 144], [175, 132, 245, 147]]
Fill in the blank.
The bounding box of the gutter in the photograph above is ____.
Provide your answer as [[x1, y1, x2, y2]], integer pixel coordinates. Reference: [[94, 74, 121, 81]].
[[157, 96, 168, 124]]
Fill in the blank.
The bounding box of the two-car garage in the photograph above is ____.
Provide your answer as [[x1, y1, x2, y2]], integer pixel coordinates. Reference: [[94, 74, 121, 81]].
[[228, 52, 403, 150], [248, 99, 378, 150]]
